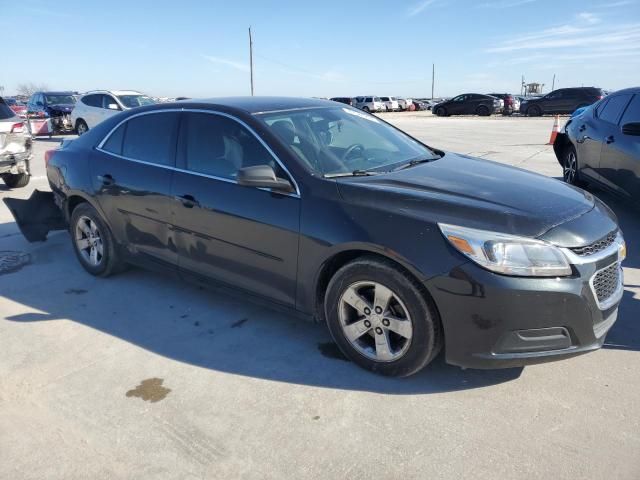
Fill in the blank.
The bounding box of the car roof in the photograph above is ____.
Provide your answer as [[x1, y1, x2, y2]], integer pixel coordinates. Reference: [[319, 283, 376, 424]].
[[38, 91, 75, 95], [161, 96, 339, 114], [608, 87, 640, 95], [83, 90, 145, 96]]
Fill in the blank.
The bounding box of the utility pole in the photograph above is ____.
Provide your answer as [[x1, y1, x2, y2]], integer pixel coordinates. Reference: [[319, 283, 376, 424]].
[[431, 64, 435, 99], [551, 73, 556, 91], [249, 27, 255, 96]]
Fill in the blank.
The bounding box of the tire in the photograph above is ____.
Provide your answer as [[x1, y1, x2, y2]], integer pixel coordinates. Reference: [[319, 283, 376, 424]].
[[1, 173, 30, 189], [562, 145, 586, 188], [324, 257, 443, 377], [76, 119, 89, 136], [527, 105, 542, 117], [435, 107, 446, 117], [70, 203, 125, 277], [477, 105, 490, 116], [363, 106, 370, 113]]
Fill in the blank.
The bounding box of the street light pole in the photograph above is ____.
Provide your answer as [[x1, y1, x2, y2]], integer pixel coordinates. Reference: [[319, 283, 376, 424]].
[[249, 27, 255, 96]]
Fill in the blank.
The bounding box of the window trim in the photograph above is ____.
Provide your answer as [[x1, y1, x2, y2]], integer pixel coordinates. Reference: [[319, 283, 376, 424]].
[[96, 108, 301, 198]]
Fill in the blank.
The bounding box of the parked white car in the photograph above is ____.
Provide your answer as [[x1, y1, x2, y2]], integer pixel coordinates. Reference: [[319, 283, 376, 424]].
[[71, 90, 155, 135], [396, 97, 413, 111], [379, 96, 399, 112], [354, 96, 385, 113]]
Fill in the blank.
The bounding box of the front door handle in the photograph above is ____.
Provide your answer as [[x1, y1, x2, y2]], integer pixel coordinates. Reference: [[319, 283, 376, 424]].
[[176, 194, 199, 208], [578, 125, 586, 132], [605, 135, 615, 144], [97, 174, 114, 186]]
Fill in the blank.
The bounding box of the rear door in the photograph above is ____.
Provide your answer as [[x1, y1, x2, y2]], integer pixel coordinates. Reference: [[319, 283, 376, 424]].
[[600, 93, 638, 198], [171, 111, 301, 306], [93, 111, 180, 267]]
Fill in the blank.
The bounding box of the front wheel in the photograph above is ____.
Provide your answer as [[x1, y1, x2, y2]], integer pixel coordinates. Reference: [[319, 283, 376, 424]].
[[563, 145, 586, 187], [435, 107, 446, 117], [363, 106, 370, 113], [70, 203, 125, 277], [1, 173, 30, 189], [527, 105, 542, 116], [325, 257, 442, 377]]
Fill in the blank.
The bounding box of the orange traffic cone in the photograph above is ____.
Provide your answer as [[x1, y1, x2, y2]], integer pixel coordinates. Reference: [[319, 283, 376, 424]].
[[547, 115, 560, 144]]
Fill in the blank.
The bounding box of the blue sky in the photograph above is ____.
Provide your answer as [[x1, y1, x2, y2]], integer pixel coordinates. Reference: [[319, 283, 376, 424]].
[[2, 0, 639, 98]]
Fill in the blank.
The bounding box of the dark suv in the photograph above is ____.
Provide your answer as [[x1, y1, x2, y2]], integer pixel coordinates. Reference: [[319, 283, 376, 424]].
[[433, 94, 501, 116], [26, 91, 76, 134], [521, 87, 604, 116]]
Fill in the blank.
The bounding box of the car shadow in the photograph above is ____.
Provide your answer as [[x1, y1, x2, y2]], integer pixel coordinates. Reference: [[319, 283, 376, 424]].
[[0, 231, 523, 395]]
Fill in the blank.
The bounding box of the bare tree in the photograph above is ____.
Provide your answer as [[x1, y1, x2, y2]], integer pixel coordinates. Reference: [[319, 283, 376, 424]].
[[16, 82, 50, 97]]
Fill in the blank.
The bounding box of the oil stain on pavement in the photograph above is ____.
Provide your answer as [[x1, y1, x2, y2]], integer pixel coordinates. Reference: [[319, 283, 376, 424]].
[[126, 378, 171, 403]]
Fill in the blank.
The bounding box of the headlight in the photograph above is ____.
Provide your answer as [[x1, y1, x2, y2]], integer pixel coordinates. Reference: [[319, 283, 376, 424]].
[[438, 223, 572, 277]]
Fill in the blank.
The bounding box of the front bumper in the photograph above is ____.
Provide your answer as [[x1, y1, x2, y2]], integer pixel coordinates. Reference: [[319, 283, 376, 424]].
[[426, 243, 624, 369]]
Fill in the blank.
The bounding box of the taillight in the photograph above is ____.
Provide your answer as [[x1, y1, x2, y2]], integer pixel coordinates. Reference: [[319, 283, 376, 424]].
[[10, 122, 24, 133], [44, 149, 56, 166]]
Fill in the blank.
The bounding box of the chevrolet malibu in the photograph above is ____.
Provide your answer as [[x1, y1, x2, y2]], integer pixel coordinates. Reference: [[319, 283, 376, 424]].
[[5, 97, 626, 377]]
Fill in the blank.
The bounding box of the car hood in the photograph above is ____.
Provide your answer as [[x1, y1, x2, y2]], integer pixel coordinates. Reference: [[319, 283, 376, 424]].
[[46, 104, 75, 113], [336, 152, 602, 243]]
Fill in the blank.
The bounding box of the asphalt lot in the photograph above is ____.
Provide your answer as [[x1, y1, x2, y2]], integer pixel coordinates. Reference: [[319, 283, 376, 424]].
[[1, 112, 638, 479]]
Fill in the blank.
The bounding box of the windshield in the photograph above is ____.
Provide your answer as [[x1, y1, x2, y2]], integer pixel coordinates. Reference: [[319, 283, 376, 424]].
[[117, 94, 155, 108], [259, 106, 439, 176], [45, 94, 76, 105]]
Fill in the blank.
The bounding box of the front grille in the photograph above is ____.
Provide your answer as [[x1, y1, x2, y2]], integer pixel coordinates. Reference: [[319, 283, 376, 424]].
[[592, 263, 620, 303], [570, 231, 617, 256]]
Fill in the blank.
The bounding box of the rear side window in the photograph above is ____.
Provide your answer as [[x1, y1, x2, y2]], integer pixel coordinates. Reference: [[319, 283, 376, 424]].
[[121, 112, 179, 166], [620, 95, 640, 125], [598, 94, 632, 125], [0, 100, 15, 120], [82, 94, 102, 108]]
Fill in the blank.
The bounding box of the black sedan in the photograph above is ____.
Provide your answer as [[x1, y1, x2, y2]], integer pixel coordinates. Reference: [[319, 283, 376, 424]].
[[433, 94, 501, 116], [5, 97, 626, 377], [554, 87, 640, 202]]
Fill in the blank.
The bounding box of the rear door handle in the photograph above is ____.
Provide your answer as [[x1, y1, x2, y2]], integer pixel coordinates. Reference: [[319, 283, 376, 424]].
[[176, 194, 199, 208], [97, 174, 114, 186], [605, 135, 615, 144]]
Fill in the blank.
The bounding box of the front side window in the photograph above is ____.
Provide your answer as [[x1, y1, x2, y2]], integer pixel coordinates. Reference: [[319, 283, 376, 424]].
[[180, 113, 277, 180], [598, 94, 632, 125], [120, 112, 179, 165], [102, 95, 119, 110], [259, 106, 439, 176], [453, 95, 465, 102], [117, 94, 155, 109]]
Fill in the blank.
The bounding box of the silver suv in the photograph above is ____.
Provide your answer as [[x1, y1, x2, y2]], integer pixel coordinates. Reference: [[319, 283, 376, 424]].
[[354, 96, 385, 112], [0, 97, 31, 188]]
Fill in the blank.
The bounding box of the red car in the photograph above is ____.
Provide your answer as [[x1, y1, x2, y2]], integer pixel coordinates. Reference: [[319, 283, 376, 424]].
[[5, 98, 27, 117]]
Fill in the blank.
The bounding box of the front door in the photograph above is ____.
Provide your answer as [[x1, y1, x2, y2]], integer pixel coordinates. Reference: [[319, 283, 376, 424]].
[[92, 111, 180, 267], [171, 111, 301, 306]]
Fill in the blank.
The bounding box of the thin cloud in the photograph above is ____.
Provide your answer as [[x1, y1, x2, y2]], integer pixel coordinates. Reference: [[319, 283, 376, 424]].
[[593, 0, 635, 7], [479, 0, 535, 8], [201, 55, 249, 72], [577, 12, 601, 25], [407, 0, 438, 17]]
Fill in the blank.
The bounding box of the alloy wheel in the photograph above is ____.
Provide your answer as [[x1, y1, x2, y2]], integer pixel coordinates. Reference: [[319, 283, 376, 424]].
[[338, 281, 413, 362], [564, 151, 577, 184], [75, 215, 104, 266], [77, 122, 87, 135]]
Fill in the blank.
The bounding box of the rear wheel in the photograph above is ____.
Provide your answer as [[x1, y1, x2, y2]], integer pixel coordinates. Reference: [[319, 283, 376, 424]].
[[325, 257, 442, 377], [76, 119, 88, 136], [363, 106, 370, 113], [476, 105, 490, 116], [562, 145, 586, 187], [70, 203, 125, 277], [1, 173, 30, 189]]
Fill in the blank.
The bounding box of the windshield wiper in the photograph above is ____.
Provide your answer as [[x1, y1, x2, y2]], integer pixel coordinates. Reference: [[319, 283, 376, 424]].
[[392, 157, 435, 171], [324, 170, 378, 178]]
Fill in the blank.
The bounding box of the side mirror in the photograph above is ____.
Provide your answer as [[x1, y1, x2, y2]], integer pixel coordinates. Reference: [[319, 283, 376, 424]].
[[621, 122, 640, 136], [237, 165, 294, 193], [107, 103, 120, 111]]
